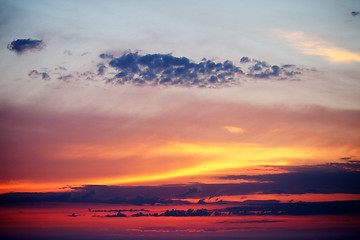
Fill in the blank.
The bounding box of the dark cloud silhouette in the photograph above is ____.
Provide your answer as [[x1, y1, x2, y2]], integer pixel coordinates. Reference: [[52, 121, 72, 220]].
[[106, 211, 127, 217], [351, 11, 359, 16], [7, 38, 44, 54], [2, 162, 359, 205], [91, 201, 360, 217], [104, 52, 243, 87], [224, 200, 360, 216], [28, 70, 50, 80], [176, 187, 201, 198], [220, 162, 360, 194], [217, 220, 284, 224], [163, 208, 211, 216], [2, 163, 358, 205]]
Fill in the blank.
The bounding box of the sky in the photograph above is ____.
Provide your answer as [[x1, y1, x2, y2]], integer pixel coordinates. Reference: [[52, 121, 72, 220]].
[[0, 0, 360, 239]]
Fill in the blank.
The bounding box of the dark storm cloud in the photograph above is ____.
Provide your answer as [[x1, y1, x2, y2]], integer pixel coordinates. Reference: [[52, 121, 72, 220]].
[[105, 52, 243, 88], [7, 38, 44, 54]]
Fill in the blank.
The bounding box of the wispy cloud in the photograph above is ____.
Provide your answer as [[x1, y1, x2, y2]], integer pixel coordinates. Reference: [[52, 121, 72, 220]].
[[223, 126, 245, 133], [270, 29, 360, 63]]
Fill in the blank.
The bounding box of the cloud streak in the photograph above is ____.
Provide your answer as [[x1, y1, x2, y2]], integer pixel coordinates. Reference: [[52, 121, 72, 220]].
[[271, 29, 360, 63]]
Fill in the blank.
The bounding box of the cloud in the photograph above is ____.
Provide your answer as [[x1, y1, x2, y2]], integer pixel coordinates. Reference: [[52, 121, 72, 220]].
[[103, 52, 244, 88], [7, 38, 45, 54], [239, 57, 302, 79], [1, 162, 359, 205], [220, 162, 360, 194], [97, 63, 106, 75], [224, 200, 360, 216], [28, 70, 50, 80], [106, 211, 127, 217], [240, 57, 251, 63], [176, 187, 201, 198], [351, 11, 359, 16], [98, 52, 305, 87], [270, 29, 360, 63], [223, 126, 244, 133], [99, 53, 114, 59], [57, 74, 73, 82]]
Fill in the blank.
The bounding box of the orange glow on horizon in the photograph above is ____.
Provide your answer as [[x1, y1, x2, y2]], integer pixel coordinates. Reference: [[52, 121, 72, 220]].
[[1, 140, 357, 193]]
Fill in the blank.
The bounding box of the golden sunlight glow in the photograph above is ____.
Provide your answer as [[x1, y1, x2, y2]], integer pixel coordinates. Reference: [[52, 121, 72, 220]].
[[270, 29, 360, 63], [78, 141, 350, 186], [1, 141, 356, 193], [223, 126, 245, 133]]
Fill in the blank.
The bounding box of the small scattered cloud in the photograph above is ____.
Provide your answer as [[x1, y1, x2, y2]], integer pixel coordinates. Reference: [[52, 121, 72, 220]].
[[7, 38, 45, 54], [28, 70, 50, 80], [99, 53, 114, 59], [270, 29, 360, 63], [351, 11, 359, 17], [240, 57, 251, 63], [106, 211, 127, 217], [64, 50, 72, 56], [57, 74, 73, 82], [240, 57, 302, 79], [97, 63, 106, 75]]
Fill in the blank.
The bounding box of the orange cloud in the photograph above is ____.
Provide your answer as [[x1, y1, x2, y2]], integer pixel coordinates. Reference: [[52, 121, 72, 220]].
[[223, 126, 245, 133], [270, 29, 360, 63]]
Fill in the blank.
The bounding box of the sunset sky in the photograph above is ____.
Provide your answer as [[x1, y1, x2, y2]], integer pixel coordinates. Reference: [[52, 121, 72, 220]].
[[1, 0, 360, 239]]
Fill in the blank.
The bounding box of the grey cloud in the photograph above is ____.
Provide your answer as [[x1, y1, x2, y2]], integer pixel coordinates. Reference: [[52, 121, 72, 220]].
[[7, 38, 44, 54], [97, 63, 106, 75], [105, 52, 243, 88], [240, 57, 251, 63], [57, 74, 73, 82], [28, 70, 50, 80], [243, 58, 301, 79], [99, 53, 114, 59]]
